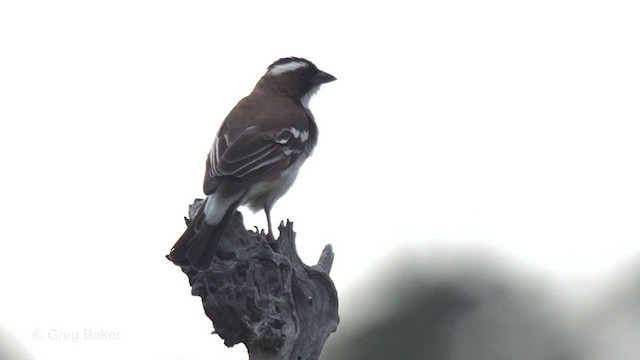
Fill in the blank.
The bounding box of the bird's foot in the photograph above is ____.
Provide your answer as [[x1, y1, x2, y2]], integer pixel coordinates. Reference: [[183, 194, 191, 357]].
[[252, 226, 269, 238], [251, 227, 276, 242]]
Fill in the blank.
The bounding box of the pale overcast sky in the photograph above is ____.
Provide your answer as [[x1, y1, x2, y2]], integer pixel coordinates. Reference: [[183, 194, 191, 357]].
[[1, 1, 639, 359]]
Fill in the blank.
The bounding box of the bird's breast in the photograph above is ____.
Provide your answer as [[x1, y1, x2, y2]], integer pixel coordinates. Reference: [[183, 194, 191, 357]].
[[243, 155, 307, 212]]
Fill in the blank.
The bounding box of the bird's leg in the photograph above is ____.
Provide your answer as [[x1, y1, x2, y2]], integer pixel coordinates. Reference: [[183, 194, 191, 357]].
[[264, 206, 276, 243]]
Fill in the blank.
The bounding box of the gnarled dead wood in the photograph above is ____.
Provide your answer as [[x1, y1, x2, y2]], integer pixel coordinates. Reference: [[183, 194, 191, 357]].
[[168, 199, 339, 360]]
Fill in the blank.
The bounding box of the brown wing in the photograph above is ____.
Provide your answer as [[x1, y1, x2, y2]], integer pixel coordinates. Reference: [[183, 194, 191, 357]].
[[203, 96, 311, 195]]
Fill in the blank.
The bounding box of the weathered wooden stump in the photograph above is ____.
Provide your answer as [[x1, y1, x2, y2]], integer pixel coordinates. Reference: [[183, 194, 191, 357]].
[[168, 199, 339, 360]]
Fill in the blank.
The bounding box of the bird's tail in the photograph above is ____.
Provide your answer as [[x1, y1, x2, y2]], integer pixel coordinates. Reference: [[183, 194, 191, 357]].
[[168, 197, 238, 270]]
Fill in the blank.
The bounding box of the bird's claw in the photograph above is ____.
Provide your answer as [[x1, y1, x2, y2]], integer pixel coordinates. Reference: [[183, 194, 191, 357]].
[[251, 227, 275, 242], [253, 227, 267, 237]]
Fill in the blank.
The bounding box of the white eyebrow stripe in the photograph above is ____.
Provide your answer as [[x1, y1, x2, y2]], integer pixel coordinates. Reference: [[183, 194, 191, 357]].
[[269, 61, 309, 76]]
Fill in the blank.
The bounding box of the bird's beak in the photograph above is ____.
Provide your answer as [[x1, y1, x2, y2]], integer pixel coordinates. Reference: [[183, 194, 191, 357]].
[[314, 70, 337, 84]]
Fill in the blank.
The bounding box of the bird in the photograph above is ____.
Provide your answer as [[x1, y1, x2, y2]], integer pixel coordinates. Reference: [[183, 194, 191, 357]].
[[168, 57, 336, 270]]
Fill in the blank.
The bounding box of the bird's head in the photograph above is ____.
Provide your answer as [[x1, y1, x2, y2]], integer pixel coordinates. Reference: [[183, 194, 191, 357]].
[[257, 57, 336, 108]]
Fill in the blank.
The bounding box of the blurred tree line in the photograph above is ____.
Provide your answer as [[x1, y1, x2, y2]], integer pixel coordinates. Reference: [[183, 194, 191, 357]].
[[321, 250, 640, 360]]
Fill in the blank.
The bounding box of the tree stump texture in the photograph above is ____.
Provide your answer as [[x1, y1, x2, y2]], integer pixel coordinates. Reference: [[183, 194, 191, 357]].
[[168, 199, 339, 360]]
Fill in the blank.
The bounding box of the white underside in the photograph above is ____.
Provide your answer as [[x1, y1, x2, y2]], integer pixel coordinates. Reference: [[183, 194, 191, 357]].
[[243, 156, 306, 212], [202, 156, 307, 225]]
